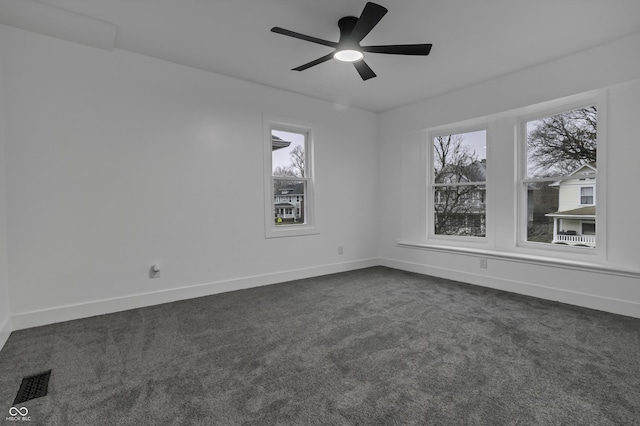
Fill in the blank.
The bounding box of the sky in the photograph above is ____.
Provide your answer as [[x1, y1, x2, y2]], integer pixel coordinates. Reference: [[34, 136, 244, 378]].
[[272, 129, 305, 171], [433, 130, 487, 161], [458, 130, 487, 160], [272, 128, 486, 173]]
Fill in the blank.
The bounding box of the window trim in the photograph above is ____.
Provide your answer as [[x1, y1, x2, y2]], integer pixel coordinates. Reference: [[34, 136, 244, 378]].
[[263, 115, 318, 239], [427, 126, 489, 242], [516, 95, 606, 257]]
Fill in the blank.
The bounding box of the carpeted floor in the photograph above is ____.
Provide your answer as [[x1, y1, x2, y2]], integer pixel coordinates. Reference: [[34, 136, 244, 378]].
[[1, 266, 639, 425]]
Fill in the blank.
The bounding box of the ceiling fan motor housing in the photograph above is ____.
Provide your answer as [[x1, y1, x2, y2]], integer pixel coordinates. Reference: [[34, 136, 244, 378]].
[[338, 16, 359, 46]]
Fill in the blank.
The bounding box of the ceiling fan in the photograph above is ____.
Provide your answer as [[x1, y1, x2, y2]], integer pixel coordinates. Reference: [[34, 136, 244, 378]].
[[271, 2, 432, 81]]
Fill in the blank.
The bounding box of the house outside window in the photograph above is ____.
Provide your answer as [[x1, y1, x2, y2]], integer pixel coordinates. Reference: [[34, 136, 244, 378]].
[[430, 130, 487, 238], [521, 105, 597, 248], [264, 117, 317, 238]]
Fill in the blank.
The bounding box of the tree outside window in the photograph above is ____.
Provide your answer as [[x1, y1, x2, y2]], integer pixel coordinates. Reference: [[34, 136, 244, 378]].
[[432, 130, 487, 237]]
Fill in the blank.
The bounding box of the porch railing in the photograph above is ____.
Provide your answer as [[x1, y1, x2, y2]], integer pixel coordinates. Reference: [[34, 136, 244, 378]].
[[553, 234, 596, 245]]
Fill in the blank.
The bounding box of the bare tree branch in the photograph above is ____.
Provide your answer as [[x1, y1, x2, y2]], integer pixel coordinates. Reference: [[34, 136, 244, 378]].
[[527, 106, 597, 177], [289, 145, 305, 178], [273, 165, 297, 177]]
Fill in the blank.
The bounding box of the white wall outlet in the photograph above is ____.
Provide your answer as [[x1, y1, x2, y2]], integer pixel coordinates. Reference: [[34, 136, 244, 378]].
[[479, 257, 488, 269], [149, 263, 161, 278], [338, 245, 344, 255]]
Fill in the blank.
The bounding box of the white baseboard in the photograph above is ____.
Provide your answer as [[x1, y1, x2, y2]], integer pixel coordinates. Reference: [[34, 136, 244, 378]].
[[10, 258, 379, 331], [379, 258, 640, 319], [0, 314, 11, 352], [7, 256, 639, 333]]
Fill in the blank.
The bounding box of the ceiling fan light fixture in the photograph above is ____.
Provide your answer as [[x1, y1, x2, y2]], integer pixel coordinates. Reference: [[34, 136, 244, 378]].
[[334, 49, 364, 63], [271, 2, 431, 80]]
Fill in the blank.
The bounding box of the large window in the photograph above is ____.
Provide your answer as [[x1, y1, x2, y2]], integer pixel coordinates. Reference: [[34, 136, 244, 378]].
[[430, 130, 487, 238], [264, 118, 316, 238], [521, 105, 597, 248]]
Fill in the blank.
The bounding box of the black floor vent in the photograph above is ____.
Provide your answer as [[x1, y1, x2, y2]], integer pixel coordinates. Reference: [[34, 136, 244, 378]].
[[13, 370, 52, 405]]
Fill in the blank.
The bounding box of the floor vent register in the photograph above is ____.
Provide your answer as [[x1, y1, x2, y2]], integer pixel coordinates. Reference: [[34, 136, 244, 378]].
[[13, 370, 52, 405]]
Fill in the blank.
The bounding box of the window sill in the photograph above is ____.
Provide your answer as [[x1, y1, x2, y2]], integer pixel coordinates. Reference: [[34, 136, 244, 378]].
[[265, 225, 319, 239], [396, 240, 640, 278]]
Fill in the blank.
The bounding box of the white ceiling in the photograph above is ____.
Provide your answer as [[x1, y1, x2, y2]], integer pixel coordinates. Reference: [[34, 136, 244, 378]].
[[9, 0, 640, 112]]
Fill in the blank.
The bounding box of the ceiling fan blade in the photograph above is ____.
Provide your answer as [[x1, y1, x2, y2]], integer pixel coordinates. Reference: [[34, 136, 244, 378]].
[[271, 27, 338, 48], [353, 60, 376, 81], [350, 2, 388, 42], [362, 44, 432, 55], [292, 53, 335, 71]]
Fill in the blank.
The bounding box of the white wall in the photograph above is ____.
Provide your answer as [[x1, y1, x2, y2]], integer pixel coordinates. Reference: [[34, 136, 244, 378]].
[[0, 30, 12, 348], [2, 25, 379, 330], [1, 23, 639, 346], [378, 31, 640, 318]]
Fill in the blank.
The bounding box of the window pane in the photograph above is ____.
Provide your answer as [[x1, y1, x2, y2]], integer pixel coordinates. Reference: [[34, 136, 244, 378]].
[[433, 131, 486, 184], [274, 179, 306, 226], [525, 182, 559, 244], [434, 185, 486, 237], [272, 130, 305, 177], [524, 106, 597, 248], [582, 223, 596, 235], [526, 106, 597, 178], [526, 182, 596, 247]]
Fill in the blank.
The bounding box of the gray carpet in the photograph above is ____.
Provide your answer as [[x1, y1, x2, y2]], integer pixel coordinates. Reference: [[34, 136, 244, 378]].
[[1, 266, 639, 425]]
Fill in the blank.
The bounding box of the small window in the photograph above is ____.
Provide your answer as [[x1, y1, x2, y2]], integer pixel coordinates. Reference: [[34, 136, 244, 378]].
[[580, 186, 594, 205], [521, 106, 597, 248], [431, 130, 487, 237], [264, 117, 316, 238], [582, 222, 596, 235]]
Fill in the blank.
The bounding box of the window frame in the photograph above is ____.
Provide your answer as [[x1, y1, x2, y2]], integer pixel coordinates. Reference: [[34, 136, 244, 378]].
[[263, 116, 318, 239], [427, 126, 489, 242], [516, 97, 605, 256]]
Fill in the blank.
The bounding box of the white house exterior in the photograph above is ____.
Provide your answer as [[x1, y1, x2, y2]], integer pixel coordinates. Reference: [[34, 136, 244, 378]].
[[546, 164, 596, 246], [274, 183, 304, 222]]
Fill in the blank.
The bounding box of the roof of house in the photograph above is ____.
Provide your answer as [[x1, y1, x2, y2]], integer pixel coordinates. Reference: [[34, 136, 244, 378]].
[[272, 135, 291, 152], [545, 206, 596, 218], [435, 159, 486, 184], [274, 183, 304, 196], [549, 163, 597, 186]]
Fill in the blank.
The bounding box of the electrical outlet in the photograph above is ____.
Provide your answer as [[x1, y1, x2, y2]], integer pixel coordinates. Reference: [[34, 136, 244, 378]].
[[479, 257, 487, 269], [149, 263, 161, 278], [338, 245, 344, 255]]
